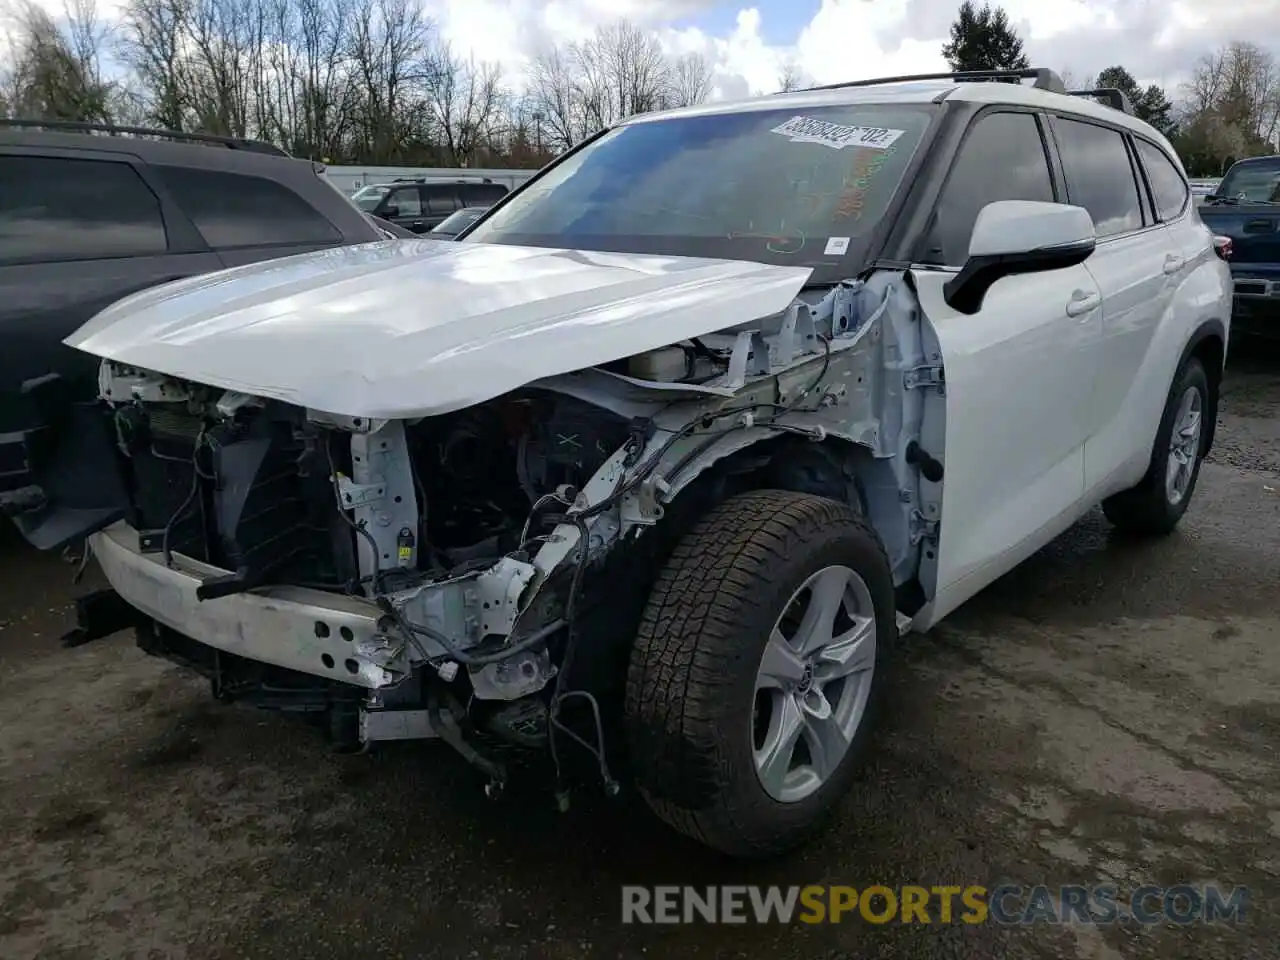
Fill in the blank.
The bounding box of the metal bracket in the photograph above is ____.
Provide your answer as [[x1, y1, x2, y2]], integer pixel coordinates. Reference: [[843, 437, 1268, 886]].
[[909, 508, 939, 545], [349, 421, 419, 584], [335, 474, 386, 508], [723, 329, 771, 390], [904, 363, 945, 394], [775, 303, 818, 365]]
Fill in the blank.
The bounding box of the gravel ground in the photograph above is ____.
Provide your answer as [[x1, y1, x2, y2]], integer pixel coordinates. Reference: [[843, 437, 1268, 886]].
[[1, 349, 1278, 960]]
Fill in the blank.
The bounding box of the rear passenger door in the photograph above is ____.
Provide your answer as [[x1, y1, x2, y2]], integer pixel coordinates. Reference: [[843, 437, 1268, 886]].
[[422, 187, 462, 230], [1044, 116, 1176, 492], [148, 164, 349, 266], [0, 150, 222, 428]]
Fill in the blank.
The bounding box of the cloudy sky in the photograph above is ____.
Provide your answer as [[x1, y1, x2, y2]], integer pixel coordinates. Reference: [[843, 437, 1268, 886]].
[[432, 0, 1280, 100], [15, 0, 1280, 101]]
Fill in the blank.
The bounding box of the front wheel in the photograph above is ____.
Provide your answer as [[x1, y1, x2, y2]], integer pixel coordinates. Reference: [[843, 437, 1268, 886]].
[[1102, 356, 1209, 536], [623, 490, 896, 859]]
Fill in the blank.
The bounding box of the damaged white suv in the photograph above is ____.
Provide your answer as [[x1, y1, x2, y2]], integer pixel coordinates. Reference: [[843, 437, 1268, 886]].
[[13, 69, 1230, 858]]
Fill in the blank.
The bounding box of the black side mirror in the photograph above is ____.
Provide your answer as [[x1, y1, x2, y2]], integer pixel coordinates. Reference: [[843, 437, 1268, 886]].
[[382, 205, 400, 220]]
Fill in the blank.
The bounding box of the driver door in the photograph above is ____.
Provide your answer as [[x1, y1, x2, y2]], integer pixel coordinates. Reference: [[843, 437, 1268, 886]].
[[909, 109, 1103, 623], [381, 185, 427, 233]]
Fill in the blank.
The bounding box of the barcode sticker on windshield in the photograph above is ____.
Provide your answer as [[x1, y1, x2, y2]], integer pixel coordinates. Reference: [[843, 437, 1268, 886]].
[[770, 116, 904, 150]]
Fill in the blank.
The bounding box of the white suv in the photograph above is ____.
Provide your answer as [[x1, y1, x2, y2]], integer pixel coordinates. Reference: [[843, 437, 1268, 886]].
[[18, 68, 1230, 859]]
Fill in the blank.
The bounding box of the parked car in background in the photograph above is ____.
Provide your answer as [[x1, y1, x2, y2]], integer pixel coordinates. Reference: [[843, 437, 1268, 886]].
[[351, 177, 508, 234], [0, 118, 388, 524], [12, 68, 1229, 860], [1197, 156, 1280, 335], [429, 206, 489, 238]]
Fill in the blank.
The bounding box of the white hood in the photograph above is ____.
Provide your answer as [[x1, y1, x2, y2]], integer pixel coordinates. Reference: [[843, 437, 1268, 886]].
[[67, 240, 813, 419]]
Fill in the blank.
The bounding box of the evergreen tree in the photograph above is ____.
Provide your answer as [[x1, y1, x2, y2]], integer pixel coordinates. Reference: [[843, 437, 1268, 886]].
[[942, 2, 1030, 72], [1096, 65, 1177, 137]]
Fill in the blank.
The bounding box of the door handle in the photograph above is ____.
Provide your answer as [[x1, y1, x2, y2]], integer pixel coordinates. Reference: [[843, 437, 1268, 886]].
[[1162, 253, 1185, 275], [1244, 218, 1275, 233], [412, 221, 424, 228], [1065, 290, 1100, 317]]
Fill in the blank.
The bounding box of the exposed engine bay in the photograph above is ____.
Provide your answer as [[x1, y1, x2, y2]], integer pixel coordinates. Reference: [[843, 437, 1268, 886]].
[[52, 270, 946, 797]]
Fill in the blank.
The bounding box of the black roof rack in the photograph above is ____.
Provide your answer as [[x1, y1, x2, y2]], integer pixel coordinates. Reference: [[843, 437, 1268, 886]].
[[803, 68, 1067, 95], [0, 118, 289, 156], [1065, 88, 1134, 115], [389, 175, 495, 184]]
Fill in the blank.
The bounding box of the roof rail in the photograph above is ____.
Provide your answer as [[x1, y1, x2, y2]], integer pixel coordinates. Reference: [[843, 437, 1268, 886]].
[[0, 118, 289, 156], [803, 68, 1067, 95], [1065, 87, 1134, 115]]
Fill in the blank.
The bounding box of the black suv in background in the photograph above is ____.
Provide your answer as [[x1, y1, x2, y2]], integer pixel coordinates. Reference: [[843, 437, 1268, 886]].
[[0, 119, 387, 536], [351, 177, 509, 233]]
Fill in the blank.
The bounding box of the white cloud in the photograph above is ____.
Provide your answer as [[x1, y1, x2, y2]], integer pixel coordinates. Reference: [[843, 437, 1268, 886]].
[[433, 0, 1279, 100], [16, 0, 1280, 101]]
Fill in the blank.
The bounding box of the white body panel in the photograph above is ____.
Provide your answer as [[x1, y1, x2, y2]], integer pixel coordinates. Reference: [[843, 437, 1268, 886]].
[[910, 265, 1100, 626], [65, 240, 813, 420], [1083, 216, 1232, 503], [913, 212, 1231, 631]]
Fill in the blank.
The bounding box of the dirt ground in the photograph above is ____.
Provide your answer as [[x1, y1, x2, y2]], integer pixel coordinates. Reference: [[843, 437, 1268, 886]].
[[1, 351, 1278, 960]]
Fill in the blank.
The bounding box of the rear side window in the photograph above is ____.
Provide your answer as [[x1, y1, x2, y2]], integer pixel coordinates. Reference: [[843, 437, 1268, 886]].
[[424, 187, 461, 216], [0, 155, 168, 264], [152, 166, 341, 249], [458, 183, 507, 206], [1135, 140, 1189, 221], [1053, 118, 1144, 237], [923, 111, 1055, 266]]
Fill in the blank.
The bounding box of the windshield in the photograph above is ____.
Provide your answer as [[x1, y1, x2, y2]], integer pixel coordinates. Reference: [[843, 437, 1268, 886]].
[[435, 208, 484, 234], [351, 185, 391, 211], [465, 103, 935, 279], [1216, 160, 1280, 202]]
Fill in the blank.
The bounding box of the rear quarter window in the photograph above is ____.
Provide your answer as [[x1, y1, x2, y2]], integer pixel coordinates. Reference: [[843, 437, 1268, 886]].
[[0, 155, 168, 264], [152, 166, 342, 249], [1134, 140, 1189, 221]]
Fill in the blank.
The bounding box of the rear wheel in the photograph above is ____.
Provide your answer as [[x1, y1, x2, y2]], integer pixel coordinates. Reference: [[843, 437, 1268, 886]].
[[623, 490, 896, 859], [1102, 356, 1209, 536]]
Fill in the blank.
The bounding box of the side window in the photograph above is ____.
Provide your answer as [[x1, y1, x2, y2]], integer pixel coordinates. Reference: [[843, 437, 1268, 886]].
[[425, 189, 460, 216], [0, 155, 167, 264], [1053, 118, 1144, 237], [151, 165, 341, 249], [459, 183, 507, 206], [1134, 139, 1189, 222], [923, 111, 1055, 266], [386, 187, 423, 217]]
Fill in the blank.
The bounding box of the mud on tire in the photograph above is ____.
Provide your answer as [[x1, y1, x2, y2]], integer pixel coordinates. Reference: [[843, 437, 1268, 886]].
[[622, 489, 897, 859]]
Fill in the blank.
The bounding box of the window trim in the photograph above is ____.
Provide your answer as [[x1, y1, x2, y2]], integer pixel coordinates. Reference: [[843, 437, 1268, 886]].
[[1130, 135, 1190, 223], [1042, 112, 1160, 243], [912, 105, 1060, 268], [150, 163, 344, 252], [0, 150, 176, 267]]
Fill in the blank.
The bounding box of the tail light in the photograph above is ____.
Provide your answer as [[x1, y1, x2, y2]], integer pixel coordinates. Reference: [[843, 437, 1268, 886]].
[[1213, 235, 1233, 260]]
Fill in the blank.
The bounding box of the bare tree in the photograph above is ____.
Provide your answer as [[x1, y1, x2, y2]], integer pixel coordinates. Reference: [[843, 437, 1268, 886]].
[[426, 44, 503, 166], [527, 46, 586, 151], [776, 58, 806, 93], [347, 0, 436, 162], [668, 50, 712, 107], [5, 1, 114, 121], [118, 0, 192, 129]]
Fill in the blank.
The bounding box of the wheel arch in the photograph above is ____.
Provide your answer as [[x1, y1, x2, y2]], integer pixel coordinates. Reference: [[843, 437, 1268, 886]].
[[1180, 318, 1226, 456]]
